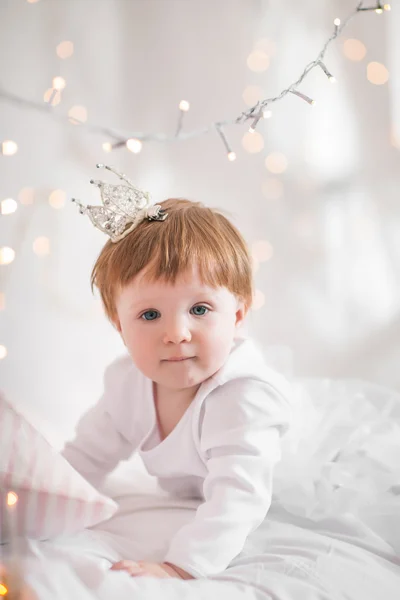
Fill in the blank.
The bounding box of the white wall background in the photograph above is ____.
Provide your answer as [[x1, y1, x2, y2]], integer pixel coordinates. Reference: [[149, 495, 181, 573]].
[[0, 0, 399, 445]]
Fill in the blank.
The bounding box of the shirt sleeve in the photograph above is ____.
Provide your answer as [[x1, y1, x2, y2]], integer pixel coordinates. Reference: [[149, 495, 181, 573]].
[[164, 377, 291, 578], [61, 356, 137, 488]]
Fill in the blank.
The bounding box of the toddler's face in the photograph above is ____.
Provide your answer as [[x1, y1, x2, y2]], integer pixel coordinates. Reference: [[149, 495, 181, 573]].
[[114, 267, 246, 397]]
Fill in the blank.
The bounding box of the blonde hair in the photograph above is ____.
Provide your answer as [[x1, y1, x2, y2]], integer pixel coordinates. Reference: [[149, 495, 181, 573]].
[[91, 198, 253, 323]]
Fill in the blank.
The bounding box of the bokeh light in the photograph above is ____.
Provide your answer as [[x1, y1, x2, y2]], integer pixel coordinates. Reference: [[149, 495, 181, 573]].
[[49, 189, 66, 209], [242, 85, 262, 107], [33, 237, 50, 256], [1, 198, 18, 215], [126, 138, 143, 153], [56, 41, 74, 59], [44, 88, 61, 106], [2, 141, 18, 156], [252, 290, 266, 310], [18, 188, 35, 205], [252, 240, 274, 262], [265, 152, 288, 174], [242, 131, 264, 153], [52, 76, 66, 90], [343, 39, 367, 62], [247, 51, 270, 72], [68, 105, 88, 124], [262, 178, 284, 200], [367, 61, 389, 85], [254, 38, 276, 56], [0, 247, 15, 265]]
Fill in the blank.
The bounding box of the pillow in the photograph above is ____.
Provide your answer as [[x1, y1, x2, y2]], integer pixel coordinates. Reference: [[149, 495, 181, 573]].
[[0, 391, 117, 542]]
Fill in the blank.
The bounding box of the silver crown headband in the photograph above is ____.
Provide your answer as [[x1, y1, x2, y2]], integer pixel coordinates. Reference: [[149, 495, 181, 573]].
[[71, 164, 168, 243]]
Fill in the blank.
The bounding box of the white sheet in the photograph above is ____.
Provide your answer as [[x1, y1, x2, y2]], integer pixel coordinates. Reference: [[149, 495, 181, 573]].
[[19, 482, 400, 600], [13, 377, 400, 599]]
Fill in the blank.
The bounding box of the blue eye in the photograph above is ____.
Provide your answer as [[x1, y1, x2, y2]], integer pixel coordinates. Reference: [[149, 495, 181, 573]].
[[141, 310, 160, 321], [191, 305, 208, 316]]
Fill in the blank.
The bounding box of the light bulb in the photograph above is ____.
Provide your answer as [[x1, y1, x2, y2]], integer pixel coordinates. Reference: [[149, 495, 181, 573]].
[[227, 151, 236, 161], [52, 76, 66, 90], [1, 198, 18, 215], [2, 140, 18, 155], [179, 100, 190, 112], [126, 138, 143, 153]]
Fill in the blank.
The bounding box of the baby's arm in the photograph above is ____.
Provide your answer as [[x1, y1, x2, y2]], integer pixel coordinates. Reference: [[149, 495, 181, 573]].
[[164, 378, 291, 578], [62, 356, 137, 488]]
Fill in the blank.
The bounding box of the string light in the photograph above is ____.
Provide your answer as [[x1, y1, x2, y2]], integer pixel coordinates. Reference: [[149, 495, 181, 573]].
[[44, 88, 61, 106], [334, 18, 341, 34], [0, 582, 8, 596], [0, 345, 7, 360], [52, 76, 66, 90], [215, 124, 236, 161], [1, 198, 18, 215], [0, 247, 15, 265], [357, 2, 390, 12], [7, 492, 18, 506], [126, 138, 143, 153], [1, 140, 18, 156], [102, 142, 112, 152], [176, 100, 190, 136], [249, 114, 262, 133], [0, 1, 391, 163], [262, 109, 272, 119], [290, 90, 316, 106], [318, 61, 336, 83]]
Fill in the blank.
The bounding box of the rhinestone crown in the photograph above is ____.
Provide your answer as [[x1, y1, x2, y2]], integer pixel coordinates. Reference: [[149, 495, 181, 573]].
[[71, 164, 168, 243]]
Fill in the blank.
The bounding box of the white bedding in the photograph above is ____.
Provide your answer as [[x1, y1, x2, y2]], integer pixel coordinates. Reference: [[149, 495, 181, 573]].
[[19, 476, 400, 600], [11, 378, 400, 599]]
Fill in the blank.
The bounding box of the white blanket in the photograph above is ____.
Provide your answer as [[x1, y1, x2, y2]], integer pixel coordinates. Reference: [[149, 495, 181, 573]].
[[21, 485, 400, 600], [18, 378, 400, 599]]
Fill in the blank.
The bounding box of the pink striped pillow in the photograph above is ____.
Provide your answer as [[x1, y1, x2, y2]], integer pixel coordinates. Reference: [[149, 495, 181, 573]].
[[0, 392, 117, 541]]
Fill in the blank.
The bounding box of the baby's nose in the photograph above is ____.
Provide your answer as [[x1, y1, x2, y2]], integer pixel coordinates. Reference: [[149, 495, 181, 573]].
[[163, 318, 192, 344]]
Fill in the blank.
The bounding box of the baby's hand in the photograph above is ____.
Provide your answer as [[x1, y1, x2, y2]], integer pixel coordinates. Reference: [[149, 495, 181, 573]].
[[110, 560, 193, 580]]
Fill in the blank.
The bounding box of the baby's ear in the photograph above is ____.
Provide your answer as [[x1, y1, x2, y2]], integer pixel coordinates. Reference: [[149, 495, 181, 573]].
[[114, 322, 126, 346], [234, 300, 247, 329], [112, 315, 123, 336]]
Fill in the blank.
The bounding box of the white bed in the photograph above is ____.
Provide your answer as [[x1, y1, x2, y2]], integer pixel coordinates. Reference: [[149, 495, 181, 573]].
[[11, 378, 400, 599]]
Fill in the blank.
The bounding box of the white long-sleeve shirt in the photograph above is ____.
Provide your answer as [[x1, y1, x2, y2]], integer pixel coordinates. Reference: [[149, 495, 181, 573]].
[[62, 337, 292, 577]]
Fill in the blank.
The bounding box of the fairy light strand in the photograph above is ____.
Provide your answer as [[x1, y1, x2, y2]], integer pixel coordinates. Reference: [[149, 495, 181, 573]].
[[0, 1, 390, 160]]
